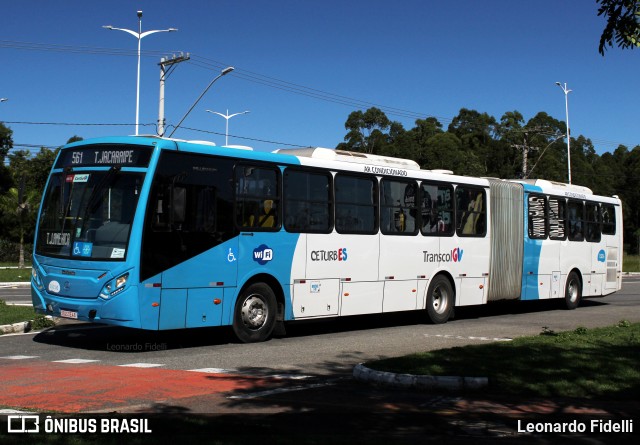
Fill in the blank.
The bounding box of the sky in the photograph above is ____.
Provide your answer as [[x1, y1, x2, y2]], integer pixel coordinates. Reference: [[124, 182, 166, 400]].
[[1, 0, 638, 157]]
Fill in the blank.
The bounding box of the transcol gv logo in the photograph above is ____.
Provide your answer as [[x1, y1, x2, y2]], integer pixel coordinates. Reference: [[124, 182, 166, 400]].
[[253, 244, 273, 265], [597, 249, 606, 263], [423, 247, 464, 263]]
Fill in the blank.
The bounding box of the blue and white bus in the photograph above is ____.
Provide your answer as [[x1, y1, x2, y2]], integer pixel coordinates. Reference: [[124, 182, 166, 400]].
[[31, 136, 623, 342]]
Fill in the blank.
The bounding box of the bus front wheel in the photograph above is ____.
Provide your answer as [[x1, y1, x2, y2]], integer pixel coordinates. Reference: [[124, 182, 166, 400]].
[[426, 275, 454, 324], [232, 283, 277, 343], [564, 271, 582, 310]]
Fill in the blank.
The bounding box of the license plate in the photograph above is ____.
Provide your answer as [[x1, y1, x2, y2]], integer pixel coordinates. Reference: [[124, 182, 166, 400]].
[[60, 310, 78, 319]]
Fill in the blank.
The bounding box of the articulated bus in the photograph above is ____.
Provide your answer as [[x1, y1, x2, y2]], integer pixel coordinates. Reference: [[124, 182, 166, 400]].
[[31, 136, 623, 342]]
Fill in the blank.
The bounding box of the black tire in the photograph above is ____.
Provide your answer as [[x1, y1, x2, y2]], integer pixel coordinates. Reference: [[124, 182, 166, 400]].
[[426, 275, 454, 324], [232, 283, 277, 343], [564, 271, 582, 310]]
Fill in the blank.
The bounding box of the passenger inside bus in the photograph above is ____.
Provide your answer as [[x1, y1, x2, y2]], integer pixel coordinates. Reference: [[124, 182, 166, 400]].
[[460, 191, 484, 235], [247, 199, 276, 228]]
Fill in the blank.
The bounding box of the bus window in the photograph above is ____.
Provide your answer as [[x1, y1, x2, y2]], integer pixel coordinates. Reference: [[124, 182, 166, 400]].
[[335, 174, 377, 234], [548, 197, 566, 240], [283, 169, 332, 233], [567, 200, 585, 241], [420, 182, 454, 236], [235, 165, 280, 231], [455, 186, 486, 237], [601, 204, 616, 235], [585, 203, 601, 242], [528, 194, 547, 239], [380, 179, 418, 235]]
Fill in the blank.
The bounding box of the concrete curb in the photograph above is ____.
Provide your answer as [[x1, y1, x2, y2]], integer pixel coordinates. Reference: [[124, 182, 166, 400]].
[[0, 321, 32, 334], [353, 363, 488, 390], [0, 316, 56, 335]]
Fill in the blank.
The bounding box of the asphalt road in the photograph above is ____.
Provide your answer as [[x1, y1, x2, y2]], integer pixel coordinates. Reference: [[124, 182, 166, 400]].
[[2, 277, 639, 375], [1, 278, 638, 443], [0, 284, 30, 305]]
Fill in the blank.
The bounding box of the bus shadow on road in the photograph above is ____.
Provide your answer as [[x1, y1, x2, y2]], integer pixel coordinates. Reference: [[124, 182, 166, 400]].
[[283, 298, 609, 339], [31, 298, 609, 352], [453, 297, 607, 320], [31, 323, 235, 352]]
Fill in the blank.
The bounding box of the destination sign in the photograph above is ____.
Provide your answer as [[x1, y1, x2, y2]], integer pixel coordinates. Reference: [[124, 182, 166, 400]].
[[55, 144, 153, 168]]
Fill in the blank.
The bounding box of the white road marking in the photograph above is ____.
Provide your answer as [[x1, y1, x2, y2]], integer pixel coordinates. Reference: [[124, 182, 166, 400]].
[[52, 359, 100, 364], [117, 363, 164, 368], [0, 355, 39, 360], [188, 367, 237, 374], [424, 334, 513, 342]]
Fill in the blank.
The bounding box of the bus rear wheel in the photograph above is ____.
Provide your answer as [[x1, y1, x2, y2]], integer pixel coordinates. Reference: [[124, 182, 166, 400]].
[[232, 283, 277, 343], [564, 271, 582, 310], [426, 275, 454, 324]]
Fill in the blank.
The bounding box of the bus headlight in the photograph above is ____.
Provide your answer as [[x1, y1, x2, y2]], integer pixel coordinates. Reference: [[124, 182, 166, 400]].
[[32, 267, 43, 290], [99, 273, 129, 299]]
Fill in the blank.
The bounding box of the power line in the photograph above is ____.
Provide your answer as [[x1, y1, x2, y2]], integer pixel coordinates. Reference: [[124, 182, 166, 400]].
[[1, 39, 638, 149], [188, 55, 450, 123], [4, 119, 638, 155], [0, 39, 449, 123], [3, 120, 144, 127]]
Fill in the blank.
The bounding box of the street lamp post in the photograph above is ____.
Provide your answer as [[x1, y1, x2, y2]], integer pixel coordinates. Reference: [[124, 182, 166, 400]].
[[205, 109, 250, 146], [103, 11, 177, 136], [555, 82, 572, 184], [168, 66, 234, 138]]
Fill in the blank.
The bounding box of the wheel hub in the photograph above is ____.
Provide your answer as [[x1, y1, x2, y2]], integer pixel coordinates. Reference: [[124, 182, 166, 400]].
[[241, 294, 267, 329]]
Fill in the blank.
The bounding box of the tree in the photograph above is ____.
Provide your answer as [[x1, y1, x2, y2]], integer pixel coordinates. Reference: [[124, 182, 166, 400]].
[[448, 108, 499, 175], [66, 135, 84, 144], [0, 147, 57, 262], [341, 107, 391, 153], [597, 0, 640, 55], [0, 122, 12, 163], [0, 187, 39, 267], [423, 132, 484, 176], [411, 117, 443, 146]]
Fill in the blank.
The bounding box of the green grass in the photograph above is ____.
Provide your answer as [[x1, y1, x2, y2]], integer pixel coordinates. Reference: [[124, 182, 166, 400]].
[[623, 253, 640, 273], [0, 300, 53, 330], [0, 266, 30, 282], [0, 299, 35, 325], [366, 321, 640, 399]]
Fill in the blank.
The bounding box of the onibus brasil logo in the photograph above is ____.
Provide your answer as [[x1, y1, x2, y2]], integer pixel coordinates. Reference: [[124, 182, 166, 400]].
[[422, 247, 463, 263]]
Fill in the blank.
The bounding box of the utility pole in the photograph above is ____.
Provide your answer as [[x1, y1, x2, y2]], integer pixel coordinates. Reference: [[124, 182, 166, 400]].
[[158, 53, 190, 137], [512, 131, 538, 178]]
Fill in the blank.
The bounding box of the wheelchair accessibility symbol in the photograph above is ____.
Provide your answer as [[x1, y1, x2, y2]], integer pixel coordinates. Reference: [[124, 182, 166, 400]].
[[227, 248, 237, 263], [72, 241, 93, 257]]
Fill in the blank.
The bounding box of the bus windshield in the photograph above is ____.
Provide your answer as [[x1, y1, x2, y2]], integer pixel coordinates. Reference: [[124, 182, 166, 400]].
[[36, 169, 144, 260]]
